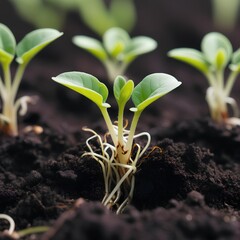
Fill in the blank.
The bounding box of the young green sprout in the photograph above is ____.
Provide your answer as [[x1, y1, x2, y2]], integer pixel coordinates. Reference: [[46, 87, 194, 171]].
[[52, 71, 181, 213], [0, 23, 63, 136], [72, 27, 157, 82], [168, 32, 240, 124], [0, 213, 48, 239]]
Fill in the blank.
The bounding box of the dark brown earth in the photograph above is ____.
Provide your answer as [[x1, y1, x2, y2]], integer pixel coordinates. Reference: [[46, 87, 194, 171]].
[[0, 0, 240, 239]]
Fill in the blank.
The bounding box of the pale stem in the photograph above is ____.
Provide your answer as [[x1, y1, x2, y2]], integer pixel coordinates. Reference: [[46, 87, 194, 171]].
[[225, 70, 239, 96], [205, 72, 216, 88], [205, 70, 228, 122], [11, 63, 27, 101], [2, 63, 12, 93], [104, 60, 128, 82], [216, 68, 224, 90], [2, 93, 17, 136], [0, 76, 6, 100]]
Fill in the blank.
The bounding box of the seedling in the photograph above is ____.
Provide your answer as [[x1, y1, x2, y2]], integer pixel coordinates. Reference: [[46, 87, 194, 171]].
[[52, 71, 181, 212], [0, 214, 48, 239], [168, 32, 240, 124], [72, 27, 157, 81], [0, 23, 63, 136]]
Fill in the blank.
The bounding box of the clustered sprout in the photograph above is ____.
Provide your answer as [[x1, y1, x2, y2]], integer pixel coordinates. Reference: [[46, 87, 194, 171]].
[[73, 27, 157, 82], [0, 23, 63, 136], [168, 32, 240, 124], [0, 214, 48, 239], [52, 71, 181, 213]]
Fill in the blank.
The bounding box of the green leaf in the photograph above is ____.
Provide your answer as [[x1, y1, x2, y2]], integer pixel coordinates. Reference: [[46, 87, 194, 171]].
[[215, 49, 226, 69], [9, 0, 65, 29], [103, 27, 130, 57], [52, 72, 109, 108], [0, 23, 16, 65], [168, 48, 209, 73], [230, 48, 240, 72], [109, 0, 136, 32], [201, 32, 232, 68], [231, 48, 240, 65], [124, 36, 157, 62], [114, 76, 134, 105], [72, 36, 107, 61], [78, 0, 116, 36], [16, 28, 63, 64], [131, 73, 181, 112]]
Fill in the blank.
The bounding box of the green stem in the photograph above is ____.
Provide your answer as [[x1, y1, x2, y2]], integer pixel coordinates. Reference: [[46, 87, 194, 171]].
[[205, 72, 216, 88], [124, 110, 142, 163], [100, 106, 118, 146], [117, 104, 125, 146], [225, 70, 239, 96], [216, 68, 224, 90]]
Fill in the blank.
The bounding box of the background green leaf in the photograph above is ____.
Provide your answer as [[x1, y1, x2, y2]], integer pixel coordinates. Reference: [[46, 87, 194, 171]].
[[201, 32, 232, 68], [72, 36, 107, 61], [16, 28, 63, 64], [52, 72, 108, 107], [0, 23, 16, 65], [103, 27, 130, 57], [109, 0, 136, 33], [132, 73, 181, 112], [123, 36, 157, 62], [168, 48, 209, 73], [230, 48, 240, 72]]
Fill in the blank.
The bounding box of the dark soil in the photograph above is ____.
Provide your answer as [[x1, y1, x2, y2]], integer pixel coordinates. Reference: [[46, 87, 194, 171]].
[[0, 0, 240, 239]]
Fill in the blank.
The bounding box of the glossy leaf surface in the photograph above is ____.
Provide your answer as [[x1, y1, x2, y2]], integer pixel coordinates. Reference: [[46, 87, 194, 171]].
[[73, 36, 107, 61], [16, 28, 63, 64], [52, 72, 108, 108], [103, 27, 130, 57], [201, 32, 232, 68], [114, 76, 134, 105], [0, 23, 16, 64], [124, 36, 157, 62], [168, 48, 209, 73], [131, 73, 181, 112]]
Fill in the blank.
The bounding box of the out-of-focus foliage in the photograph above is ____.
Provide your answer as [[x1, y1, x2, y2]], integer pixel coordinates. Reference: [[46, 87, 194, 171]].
[[212, 0, 240, 31], [9, 0, 136, 35]]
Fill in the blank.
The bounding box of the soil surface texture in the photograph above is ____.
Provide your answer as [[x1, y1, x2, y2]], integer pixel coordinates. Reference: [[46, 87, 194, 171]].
[[0, 0, 240, 239]]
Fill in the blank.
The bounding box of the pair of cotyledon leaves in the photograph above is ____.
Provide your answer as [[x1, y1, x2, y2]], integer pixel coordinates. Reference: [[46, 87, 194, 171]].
[[72, 27, 157, 63], [52, 72, 182, 113], [168, 32, 240, 73], [0, 23, 63, 66]]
